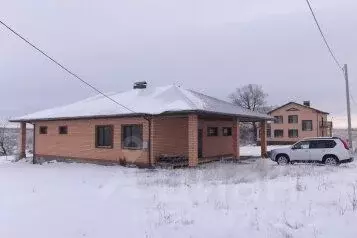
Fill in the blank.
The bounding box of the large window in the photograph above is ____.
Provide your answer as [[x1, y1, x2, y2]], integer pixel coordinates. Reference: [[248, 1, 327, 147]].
[[302, 120, 313, 131], [288, 129, 299, 138], [222, 127, 232, 136], [95, 125, 113, 148], [288, 115, 298, 124], [58, 126, 68, 135], [274, 129, 284, 138], [207, 127, 218, 136], [122, 125, 143, 149], [39, 126, 48, 135], [274, 116, 283, 124]]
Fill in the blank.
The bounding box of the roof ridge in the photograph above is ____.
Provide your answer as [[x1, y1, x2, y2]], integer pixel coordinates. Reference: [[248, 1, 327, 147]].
[[174, 86, 200, 109]]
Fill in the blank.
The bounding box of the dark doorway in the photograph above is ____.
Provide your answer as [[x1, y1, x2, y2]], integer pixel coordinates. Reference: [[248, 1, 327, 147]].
[[198, 129, 203, 158]]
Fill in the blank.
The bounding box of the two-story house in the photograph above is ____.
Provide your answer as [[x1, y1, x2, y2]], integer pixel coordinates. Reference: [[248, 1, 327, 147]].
[[257, 101, 332, 145]]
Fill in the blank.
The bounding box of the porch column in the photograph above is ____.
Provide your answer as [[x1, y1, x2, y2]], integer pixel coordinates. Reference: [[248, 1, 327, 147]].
[[149, 118, 155, 166], [232, 117, 240, 159], [188, 114, 198, 167], [19, 122, 26, 159], [260, 120, 267, 158]]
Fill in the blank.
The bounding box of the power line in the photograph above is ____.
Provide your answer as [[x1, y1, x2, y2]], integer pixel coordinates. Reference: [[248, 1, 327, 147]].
[[351, 95, 357, 106], [304, 0, 343, 70], [0, 19, 135, 113]]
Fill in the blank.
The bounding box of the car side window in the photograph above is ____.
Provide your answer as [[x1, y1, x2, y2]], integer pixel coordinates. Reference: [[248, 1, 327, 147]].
[[293, 141, 310, 149], [309, 140, 336, 149], [325, 140, 337, 148]]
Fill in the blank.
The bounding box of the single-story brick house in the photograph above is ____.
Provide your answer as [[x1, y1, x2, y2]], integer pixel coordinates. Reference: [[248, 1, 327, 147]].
[[11, 84, 271, 167]]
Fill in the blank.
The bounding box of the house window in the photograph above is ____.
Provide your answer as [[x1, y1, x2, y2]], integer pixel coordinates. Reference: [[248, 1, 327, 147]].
[[39, 126, 48, 135], [122, 125, 143, 149], [222, 127, 232, 136], [58, 126, 68, 135], [267, 129, 271, 138], [288, 115, 298, 124], [95, 125, 113, 148], [274, 129, 284, 138], [288, 129, 299, 138], [302, 120, 313, 131], [207, 127, 218, 136], [274, 116, 283, 124]]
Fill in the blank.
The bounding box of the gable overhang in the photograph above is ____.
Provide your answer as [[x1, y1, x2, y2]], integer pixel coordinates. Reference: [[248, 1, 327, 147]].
[[268, 102, 329, 115]]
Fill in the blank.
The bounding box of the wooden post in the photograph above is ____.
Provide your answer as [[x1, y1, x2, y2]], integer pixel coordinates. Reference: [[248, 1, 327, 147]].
[[19, 122, 26, 159], [188, 114, 198, 167], [232, 117, 240, 159], [260, 120, 267, 158]]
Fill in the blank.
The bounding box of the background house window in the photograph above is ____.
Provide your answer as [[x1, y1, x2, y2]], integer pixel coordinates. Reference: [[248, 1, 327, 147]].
[[222, 127, 232, 136], [95, 125, 113, 148], [58, 126, 68, 135], [122, 125, 143, 149], [288, 129, 299, 138], [302, 120, 313, 131], [274, 129, 284, 138], [274, 116, 283, 124], [288, 115, 298, 124], [207, 127, 218, 136], [39, 126, 48, 134], [267, 129, 271, 138]]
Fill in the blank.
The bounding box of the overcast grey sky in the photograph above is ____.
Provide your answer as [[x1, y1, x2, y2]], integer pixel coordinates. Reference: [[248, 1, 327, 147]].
[[1, 0, 356, 127]]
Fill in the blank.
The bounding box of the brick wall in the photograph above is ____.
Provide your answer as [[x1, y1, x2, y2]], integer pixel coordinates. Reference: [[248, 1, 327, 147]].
[[152, 116, 188, 158], [34, 115, 238, 166], [198, 119, 235, 158], [35, 117, 149, 165]]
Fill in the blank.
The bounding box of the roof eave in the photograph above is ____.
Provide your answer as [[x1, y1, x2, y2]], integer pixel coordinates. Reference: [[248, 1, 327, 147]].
[[9, 110, 273, 123]]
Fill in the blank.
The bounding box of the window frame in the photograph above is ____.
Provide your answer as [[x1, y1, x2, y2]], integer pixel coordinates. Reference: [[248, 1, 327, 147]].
[[267, 129, 272, 138], [302, 120, 313, 131], [288, 129, 299, 138], [121, 124, 143, 150], [222, 127, 232, 136], [274, 129, 284, 138], [39, 126, 48, 135], [58, 126, 68, 135], [274, 116, 284, 124], [288, 115, 298, 124], [95, 125, 114, 149], [207, 127, 218, 137]]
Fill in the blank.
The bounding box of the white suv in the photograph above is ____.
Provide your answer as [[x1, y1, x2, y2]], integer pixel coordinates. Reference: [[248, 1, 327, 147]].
[[269, 137, 354, 165]]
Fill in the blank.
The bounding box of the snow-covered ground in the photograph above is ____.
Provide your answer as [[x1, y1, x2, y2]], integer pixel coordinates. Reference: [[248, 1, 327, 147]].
[[240, 145, 290, 157], [1, 155, 357, 238]]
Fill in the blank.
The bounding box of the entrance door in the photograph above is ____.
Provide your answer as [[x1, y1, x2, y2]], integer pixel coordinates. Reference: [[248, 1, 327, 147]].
[[198, 129, 203, 158]]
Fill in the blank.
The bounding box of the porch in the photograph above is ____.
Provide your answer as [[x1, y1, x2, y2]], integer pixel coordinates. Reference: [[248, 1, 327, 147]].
[[151, 113, 269, 167]]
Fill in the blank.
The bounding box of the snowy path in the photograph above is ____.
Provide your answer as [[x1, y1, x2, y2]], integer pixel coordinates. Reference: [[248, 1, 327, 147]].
[[0, 156, 357, 238]]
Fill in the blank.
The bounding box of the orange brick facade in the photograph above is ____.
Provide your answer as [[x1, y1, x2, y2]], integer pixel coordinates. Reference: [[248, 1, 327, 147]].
[[32, 114, 240, 167]]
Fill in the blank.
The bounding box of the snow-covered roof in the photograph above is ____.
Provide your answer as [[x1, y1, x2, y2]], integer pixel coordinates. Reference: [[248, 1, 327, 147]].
[[11, 85, 272, 122]]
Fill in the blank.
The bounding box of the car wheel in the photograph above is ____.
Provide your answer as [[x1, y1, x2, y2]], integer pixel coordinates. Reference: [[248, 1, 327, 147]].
[[276, 155, 289, 165], [324, 156, 339, 166]]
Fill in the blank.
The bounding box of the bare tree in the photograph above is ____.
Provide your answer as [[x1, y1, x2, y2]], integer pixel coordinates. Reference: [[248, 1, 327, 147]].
[[229, 84, 268, 141], [0, 121, 16, 156]]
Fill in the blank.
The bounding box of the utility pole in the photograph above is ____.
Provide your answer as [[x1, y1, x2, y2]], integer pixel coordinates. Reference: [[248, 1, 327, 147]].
[[344, 64, 353, 150]]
